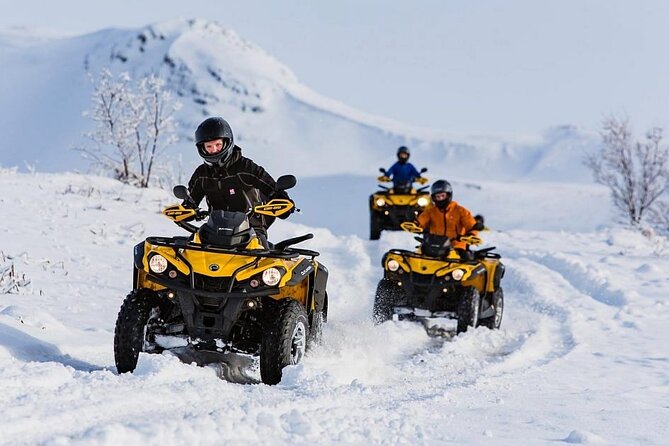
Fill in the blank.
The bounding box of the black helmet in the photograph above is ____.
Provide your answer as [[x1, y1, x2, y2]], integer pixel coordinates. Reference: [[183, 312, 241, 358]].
[[430, 179, 453, 209], [397, 146, 410, 162], [195, 117, 235, 166]]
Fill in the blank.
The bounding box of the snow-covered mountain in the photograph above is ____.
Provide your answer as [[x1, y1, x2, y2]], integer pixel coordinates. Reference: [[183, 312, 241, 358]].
[[0, 19, 597, 182]]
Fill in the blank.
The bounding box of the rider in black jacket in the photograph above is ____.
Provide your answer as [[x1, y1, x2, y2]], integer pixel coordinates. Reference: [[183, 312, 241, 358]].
[[187, 117, 290, 245]]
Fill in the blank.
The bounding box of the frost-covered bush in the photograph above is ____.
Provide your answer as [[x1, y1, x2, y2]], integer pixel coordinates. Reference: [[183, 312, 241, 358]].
[[78, 69, 182, 188], [585, 116, 669, 226]]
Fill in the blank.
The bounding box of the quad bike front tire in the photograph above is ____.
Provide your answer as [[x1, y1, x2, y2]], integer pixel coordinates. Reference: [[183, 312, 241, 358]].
[[114, 290, 161, 373], [373, 279, 403, 324], [260, 299, 309, 385], [456, 287, 481, 334], [479, 288, 504, 329]]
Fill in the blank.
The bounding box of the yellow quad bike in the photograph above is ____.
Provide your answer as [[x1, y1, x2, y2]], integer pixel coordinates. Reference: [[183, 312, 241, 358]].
[[372, 222, 504, 335], [369, 167, 430, 240], [114, 175, 329, 385]]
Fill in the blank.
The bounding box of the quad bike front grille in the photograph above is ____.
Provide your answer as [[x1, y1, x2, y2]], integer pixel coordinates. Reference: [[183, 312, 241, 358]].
[[410, 272, 441, 286], [194, 273, 232, 293], [402, 272, 458, 312]]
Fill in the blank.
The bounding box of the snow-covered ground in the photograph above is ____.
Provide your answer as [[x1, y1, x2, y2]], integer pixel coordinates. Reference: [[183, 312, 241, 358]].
[[1, 170, 667, 445]]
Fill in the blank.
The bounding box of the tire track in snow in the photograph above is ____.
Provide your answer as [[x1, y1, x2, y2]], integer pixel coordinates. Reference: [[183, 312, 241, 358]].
[[522, 252, 627, 307]]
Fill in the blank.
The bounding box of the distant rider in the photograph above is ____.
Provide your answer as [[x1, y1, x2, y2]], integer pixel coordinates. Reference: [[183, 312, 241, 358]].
[[384, 146, 426, 193], [187, 117, 291, 245], [416, 180, 478, 257]]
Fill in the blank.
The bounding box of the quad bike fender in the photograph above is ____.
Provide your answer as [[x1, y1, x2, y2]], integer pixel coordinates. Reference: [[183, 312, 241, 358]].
[[135, 269, 168, 292], [493, 262, 505, 289], [285, 258, 314, 286], [270, 280, 309, 307], [133, 242, 145, 289], [480, 259, 505, 293], [134, 242, 145, 270], [461, 268, 487, 293], [460, 264, 487, 282], [274, 259, 326, 314], [143, 243, 191, 276], [312, 263, 329, 318]]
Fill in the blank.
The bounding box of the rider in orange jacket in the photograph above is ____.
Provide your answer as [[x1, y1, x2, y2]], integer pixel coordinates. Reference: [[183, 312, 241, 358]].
[[416, 180, 478, 252]]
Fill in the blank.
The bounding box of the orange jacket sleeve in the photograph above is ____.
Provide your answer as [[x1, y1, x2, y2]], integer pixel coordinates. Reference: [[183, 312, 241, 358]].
[[417, 207, 431, 230]]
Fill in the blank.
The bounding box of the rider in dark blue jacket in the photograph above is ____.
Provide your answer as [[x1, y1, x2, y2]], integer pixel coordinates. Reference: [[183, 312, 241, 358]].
[[386, 146, 423, 192]]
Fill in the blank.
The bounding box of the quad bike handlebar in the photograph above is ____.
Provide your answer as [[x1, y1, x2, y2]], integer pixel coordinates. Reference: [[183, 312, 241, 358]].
[[400, 221, 483, 246], [168, 175, 298, 227], [377, 167, 429, 187]]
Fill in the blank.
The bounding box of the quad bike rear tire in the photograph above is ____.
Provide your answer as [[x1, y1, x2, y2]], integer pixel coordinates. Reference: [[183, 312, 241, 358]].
[[260, 299, 309, 385], [456, 287, 481, 334], [479, 288, 504, 330], [114, 290, 161, 373], [370, 212, 382, 240], [373, 279, 403, 324]]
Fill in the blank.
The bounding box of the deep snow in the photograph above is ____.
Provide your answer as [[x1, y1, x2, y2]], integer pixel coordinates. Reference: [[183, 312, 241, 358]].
[[0, 170, 668, 445]]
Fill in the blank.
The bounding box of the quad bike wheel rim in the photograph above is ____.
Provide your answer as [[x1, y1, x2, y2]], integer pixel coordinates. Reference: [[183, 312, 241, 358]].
[[290, 321, 306, 365], [143, 307, 160, 352], [471, 294, 480, 327], [494, 298, 504, 328]]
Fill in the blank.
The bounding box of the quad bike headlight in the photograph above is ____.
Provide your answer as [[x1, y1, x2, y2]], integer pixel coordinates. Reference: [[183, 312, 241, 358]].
[[451, 269, 465, 281], [417, 197, 429, 207], [375, 198, 386, 207], [387, 260, 400, 272], [149, 254, 168, 274], [262, 267, 282, 286]]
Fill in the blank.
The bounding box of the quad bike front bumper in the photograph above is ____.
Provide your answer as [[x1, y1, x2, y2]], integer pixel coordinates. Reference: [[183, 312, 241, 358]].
[[147, 272, 279, 354]]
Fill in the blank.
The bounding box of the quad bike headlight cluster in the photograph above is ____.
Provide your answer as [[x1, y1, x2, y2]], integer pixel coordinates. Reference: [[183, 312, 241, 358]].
[[375, 198, 386, 207], [149, 254, 168, 274], [417, 197, 429, 207], [387, 260, 400, 271], [451, 269, 465, 281], [262, 267, 282, 286]]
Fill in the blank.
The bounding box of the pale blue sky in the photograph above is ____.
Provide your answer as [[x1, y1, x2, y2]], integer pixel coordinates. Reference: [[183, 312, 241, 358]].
[[2, 0, 668, 134]]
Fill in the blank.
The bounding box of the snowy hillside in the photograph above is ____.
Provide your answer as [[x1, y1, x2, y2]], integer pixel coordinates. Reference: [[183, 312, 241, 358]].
[[1, 169, 668, 445], [0, 19, 597, 182]]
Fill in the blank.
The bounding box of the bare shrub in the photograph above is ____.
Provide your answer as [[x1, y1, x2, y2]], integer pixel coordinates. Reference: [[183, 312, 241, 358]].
[[585, 116, 669, 225], [77, 69, 181, 188]]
